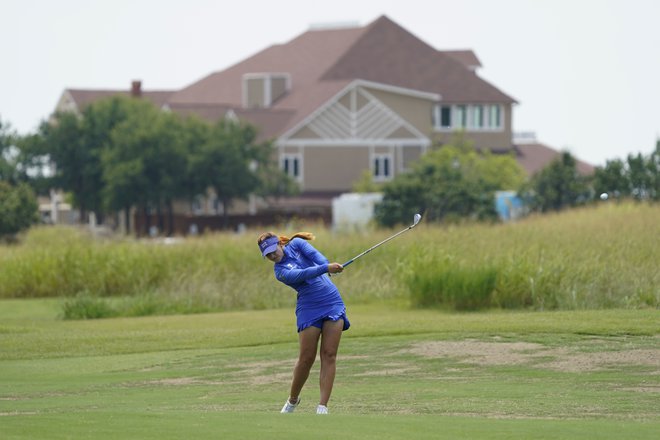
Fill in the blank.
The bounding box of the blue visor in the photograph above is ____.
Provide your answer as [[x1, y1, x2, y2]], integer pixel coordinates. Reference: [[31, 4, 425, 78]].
[[259, 236, 279, 257]]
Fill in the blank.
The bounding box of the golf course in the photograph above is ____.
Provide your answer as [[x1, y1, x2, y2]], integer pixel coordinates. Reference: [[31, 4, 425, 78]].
[[1, 203, 658, 439]]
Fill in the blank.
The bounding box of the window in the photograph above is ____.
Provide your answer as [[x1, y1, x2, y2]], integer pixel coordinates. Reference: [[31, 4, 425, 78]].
[[456, 105, 467, 128], [488, 105, 501, 129], [281, 154, 301, 180], [373, 154, 392, 181], [473, 105, 484, 129], [433, 104, 452, 129], [440, 106, 452, 128], [433, 104, 503, 131]]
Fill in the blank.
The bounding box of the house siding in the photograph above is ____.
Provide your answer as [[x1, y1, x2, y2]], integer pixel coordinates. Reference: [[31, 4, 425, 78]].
[[279, 82, 435, 192], [402, 145, 424, 170], [303, 146, 370, 192], [362, 87, 434, 136]]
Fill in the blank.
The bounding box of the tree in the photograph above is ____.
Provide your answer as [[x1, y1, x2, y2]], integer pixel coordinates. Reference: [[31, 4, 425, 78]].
[[28, 95, 153, 224], [1, 119, 15, 181], [0, 118, 27, 184], [650, 140, 660, 201], [592, 142, 659, 202], [22, 97, 301, 235], [627, 152, 655, 200], [0, 181, 39, 241], [190, 119, 291, 227], [521, 152, 590, 212], [593, 158, 629, 198], [104, 101, 190, 236], [375, 135, 526, 226]]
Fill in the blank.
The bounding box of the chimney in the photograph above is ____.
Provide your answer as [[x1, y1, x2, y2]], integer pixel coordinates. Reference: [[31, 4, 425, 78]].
[[131, 80, 142, 98]]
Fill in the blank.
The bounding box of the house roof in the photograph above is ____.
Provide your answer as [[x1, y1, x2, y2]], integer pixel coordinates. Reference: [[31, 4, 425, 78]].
[[168, 102, 296, 142], [442, 50, 482, 71], [66, 89, 174, 110], [515, 142, 595, 176], [320, 16, 514, 104], [169, 15, 516, 135]]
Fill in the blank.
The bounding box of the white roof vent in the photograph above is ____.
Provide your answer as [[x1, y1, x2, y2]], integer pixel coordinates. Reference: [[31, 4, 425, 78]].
[[309, 21, 360, 31]]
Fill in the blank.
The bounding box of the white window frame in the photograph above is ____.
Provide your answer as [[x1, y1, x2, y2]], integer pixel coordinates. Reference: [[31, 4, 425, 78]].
[[281, 153, 302, 182], [373, 153, 394, 182], [432, 104, 453, 129]]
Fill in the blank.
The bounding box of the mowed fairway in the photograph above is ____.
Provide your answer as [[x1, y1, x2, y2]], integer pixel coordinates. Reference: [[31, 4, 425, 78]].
[[1, 300, 658, 439]]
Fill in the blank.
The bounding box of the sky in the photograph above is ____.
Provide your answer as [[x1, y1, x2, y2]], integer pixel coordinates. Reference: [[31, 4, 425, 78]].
[[2, 0, 659, 167]]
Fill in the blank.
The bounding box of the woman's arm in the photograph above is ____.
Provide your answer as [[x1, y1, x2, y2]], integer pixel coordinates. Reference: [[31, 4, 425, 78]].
[[275, 264, 328, 285], [294, 238, 329, 266]]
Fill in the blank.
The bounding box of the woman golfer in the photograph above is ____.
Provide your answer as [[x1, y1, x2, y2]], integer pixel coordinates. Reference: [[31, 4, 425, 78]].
[[258, 231, 350, 415]]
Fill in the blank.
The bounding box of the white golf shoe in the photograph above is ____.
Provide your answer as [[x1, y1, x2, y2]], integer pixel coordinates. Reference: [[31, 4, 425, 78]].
[[316, 404, 328, 414], [280, 397, 300, 413]]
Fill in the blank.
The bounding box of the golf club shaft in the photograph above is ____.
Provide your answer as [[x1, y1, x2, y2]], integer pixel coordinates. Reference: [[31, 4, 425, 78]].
[[342, 225, 414, 267]]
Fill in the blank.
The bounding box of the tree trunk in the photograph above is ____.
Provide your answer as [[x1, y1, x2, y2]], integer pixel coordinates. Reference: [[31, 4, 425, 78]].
[[166, 199, 174, 237], [143, 203, 150, 237], [222, 199, 230, 229], [124, 206, 130, 235], [157, 202, 164, 236]]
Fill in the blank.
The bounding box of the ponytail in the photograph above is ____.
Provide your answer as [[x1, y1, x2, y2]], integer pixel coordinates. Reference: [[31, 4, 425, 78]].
[[257, 231, 315, 247], [279, 232, 315, 246]]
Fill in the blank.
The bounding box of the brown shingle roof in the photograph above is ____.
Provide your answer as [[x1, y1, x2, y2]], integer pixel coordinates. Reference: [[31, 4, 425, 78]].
[[442, 50, 482, 70], [62, 16, 516, 143], [320, 16, 515, 104], [168, 102, 296, 142], [515, 142, 595, 176], [169, 24, 366, 107], [170, 15, 516, 137], [67, 89, 174, 109]]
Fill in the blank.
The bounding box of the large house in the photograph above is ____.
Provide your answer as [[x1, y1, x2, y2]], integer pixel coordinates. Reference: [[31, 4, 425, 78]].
[[53, 15, 591, 229]]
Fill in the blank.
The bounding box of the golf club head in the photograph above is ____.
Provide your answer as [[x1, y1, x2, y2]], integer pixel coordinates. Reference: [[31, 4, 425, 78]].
[[412, 213, 422, 227]]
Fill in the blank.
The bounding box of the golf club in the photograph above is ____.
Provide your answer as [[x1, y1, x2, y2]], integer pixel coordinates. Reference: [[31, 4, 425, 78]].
[[342, 213, 422, 268]]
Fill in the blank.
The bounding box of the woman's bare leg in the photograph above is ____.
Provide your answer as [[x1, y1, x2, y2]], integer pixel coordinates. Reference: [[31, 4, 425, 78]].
[[318, 319, 343, 406], [288, 326, 321, 402]]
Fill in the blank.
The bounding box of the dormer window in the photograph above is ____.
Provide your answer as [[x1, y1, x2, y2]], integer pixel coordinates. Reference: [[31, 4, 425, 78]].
[[433, 104, 503, 131], [242, 73, 291, 109]]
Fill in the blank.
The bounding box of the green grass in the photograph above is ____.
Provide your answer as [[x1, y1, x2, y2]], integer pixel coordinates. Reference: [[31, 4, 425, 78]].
[[1, 301, 658, 439]]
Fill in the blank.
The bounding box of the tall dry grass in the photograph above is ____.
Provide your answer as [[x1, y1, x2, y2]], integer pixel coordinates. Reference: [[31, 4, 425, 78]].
[[402, 202, 659, 310], [0, 201, 657, 317]]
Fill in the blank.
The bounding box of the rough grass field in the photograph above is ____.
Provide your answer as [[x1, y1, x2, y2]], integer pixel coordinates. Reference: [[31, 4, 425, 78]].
[[1, 300, 658, 439], [0, 202, 658, 315]]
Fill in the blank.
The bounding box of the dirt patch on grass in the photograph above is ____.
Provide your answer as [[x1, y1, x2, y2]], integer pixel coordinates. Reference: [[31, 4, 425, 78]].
[[407, 341, 549, 366], [406, 340, 660, 372], [544, 349, 660, 372], [355, 362, 420, 377]]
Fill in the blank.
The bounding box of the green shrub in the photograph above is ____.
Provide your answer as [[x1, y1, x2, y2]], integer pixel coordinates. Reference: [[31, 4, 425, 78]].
[[0, 181, 39, 241], [407, 256, 498, 310], [61, 292, 117, 320]]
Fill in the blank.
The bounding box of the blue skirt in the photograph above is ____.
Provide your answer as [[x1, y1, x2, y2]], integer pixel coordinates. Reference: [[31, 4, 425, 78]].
[[297, 309, 351, 333]]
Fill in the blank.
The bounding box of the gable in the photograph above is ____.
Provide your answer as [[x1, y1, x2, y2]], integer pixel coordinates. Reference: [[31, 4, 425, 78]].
[[280, 82, 432, 146], [321, 16, 516, 103]]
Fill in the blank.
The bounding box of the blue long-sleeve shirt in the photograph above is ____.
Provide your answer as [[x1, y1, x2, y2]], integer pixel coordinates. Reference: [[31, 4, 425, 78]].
[[274, 238, 348, 332]]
